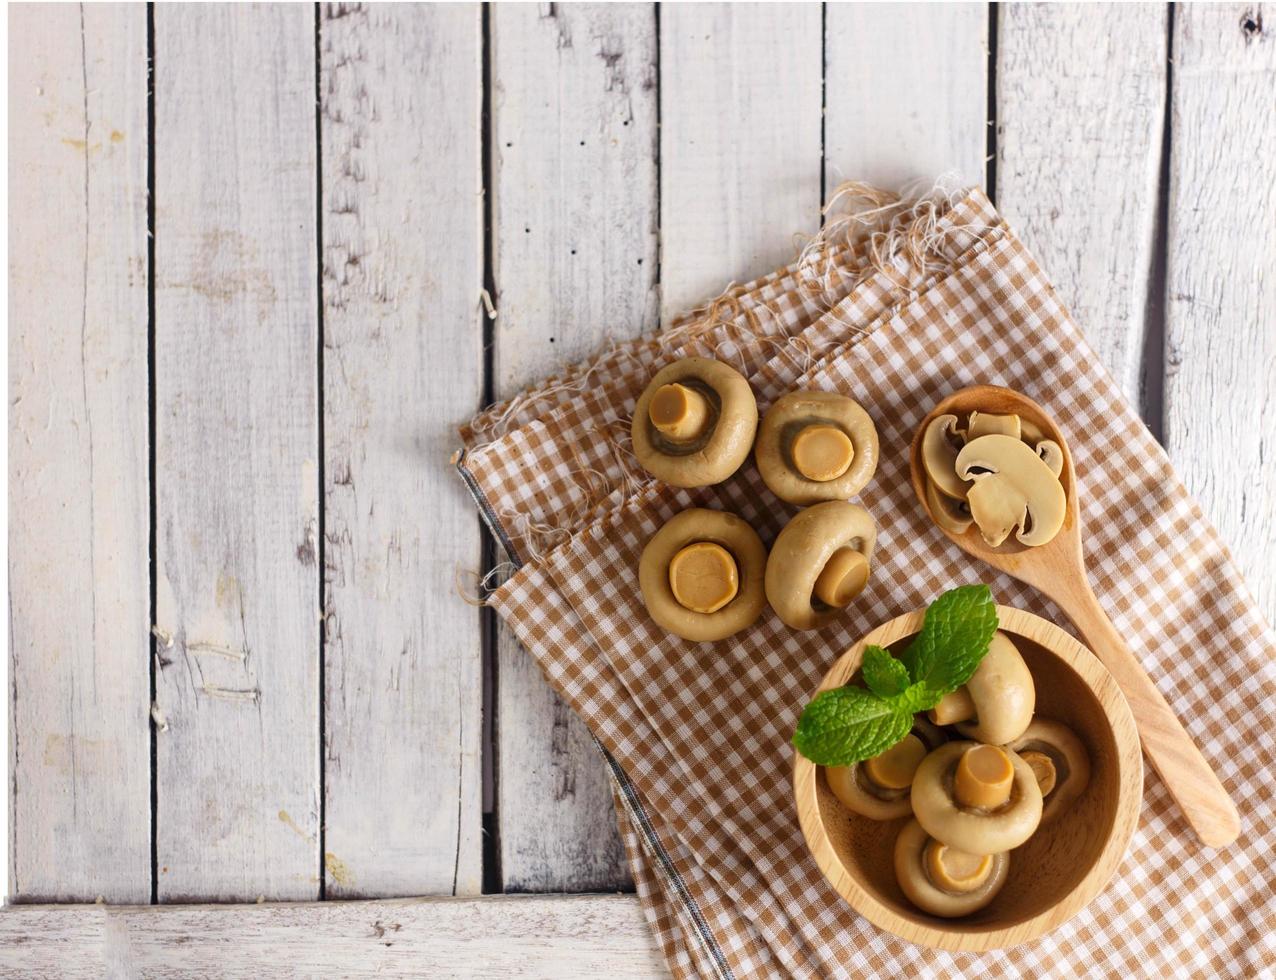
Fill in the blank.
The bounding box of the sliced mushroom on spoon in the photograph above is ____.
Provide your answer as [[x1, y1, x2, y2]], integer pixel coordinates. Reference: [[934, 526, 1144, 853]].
[[894, 818, 1011, 917], [927, 631, 1035, 745], [1007, 718, 1091, 826], [966, 410, 1022, 440], [955, 434, 1067, 547]]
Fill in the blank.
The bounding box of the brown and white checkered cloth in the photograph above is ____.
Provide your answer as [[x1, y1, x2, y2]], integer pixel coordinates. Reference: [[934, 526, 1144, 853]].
[[454, 187, 1275, 979]]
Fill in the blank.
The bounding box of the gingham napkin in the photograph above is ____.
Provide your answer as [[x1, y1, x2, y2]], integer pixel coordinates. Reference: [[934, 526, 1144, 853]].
[[455, 187, 1276, 979]]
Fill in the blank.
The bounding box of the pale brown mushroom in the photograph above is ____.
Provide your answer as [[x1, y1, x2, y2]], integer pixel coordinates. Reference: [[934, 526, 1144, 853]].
[[920, 414, 969, 500], [631, 357, 758, 487], [755, 390, 879, 505], [955, 434, 1066, 547], [764, 502, 876, 631], [927, 631, 1035, 744], [638, 508, 766, 641], [924, 475, 973, 534], [1035, 439, 1065, 478], [910, 741, 1044, 854], [1006, 718, 1091, 826], [966, 410, 1021, 441], [894, 819, 1011, 917], [824, 719, 948, 820]]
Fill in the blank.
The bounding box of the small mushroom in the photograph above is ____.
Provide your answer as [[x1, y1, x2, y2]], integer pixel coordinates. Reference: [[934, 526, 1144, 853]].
[[910, 741, 1044, 854], [825, 719, 948, 820], [1006, 718, 1091, 826], [920, 415, 969, 500], [924, 476, 973, 534], [765, 502, 876, 631], [966, 410, 1021, 441], [955, 434, 1066, 547], [755, 390, 879, 505], [1034, 439, 1065, 478], [631, 357, 758, 487], [927, 631, 1035, 744], [894, 819, 1011, 917], [638, 508, 766, 641]]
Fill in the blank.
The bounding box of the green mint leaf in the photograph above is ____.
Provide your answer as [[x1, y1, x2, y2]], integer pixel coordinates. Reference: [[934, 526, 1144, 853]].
[[898, 584, 998, 698], [792, 686, 915, 767], [861, 645, 911, 698], [889, 682, 938, 716]]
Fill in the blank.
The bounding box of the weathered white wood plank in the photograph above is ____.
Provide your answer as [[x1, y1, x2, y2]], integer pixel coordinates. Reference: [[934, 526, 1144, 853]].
[[320, 2, 484, 898], [0, 895, 667, 979], [7, 2, 151, 902], [659, 3, 823, 319], [153, 5, 319, 901], [997, 3, 1168, 408], [490, 1, 658, 893], [1166, 5, 1276, 623], [824, 2, 988, 189]]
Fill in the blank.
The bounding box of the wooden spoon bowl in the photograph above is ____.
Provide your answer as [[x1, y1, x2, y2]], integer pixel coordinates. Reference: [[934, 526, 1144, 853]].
[[794, 607, 1143, 952], [908, 385, 1238, 848]]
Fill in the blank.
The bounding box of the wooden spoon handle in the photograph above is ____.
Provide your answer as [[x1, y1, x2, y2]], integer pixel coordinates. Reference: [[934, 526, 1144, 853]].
[[1056, 581, 1240, 847]]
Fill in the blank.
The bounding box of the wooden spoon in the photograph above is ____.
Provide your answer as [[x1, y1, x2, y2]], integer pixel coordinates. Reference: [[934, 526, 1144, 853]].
[[909, 384, 1240, 848]]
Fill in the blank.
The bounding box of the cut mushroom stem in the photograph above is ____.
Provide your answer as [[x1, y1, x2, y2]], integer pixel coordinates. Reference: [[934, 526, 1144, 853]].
[[1020, 750, 1058, 798], [966, 410, 1021, 440], [668, 541, 739, 614], [924, 840, 994, 894], [955, 744, 1015, 810], [791, 424, 855, 482], [812, 547, 870, 608], [650, 383, 711, 442], [928, 686, 976, 726], [863, 734, 927, 790]]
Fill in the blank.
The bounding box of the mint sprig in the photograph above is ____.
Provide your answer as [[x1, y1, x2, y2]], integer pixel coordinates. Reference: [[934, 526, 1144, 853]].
[[792, 585, 998, 768]]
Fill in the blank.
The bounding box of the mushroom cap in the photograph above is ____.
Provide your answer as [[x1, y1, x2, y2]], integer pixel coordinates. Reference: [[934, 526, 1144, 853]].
[[921, 415, 969, 501], [755, 390, 879, 504], [638, 508, 766, 641], [894, 819, 1011, 918], [954, 631, 1036, 745], [631, 357, 758, 487], [1007, 718, 1091, 826], [910, 741, 1044, 854], [825, 763, 912, 820], [764, 501, 877, 631], [955, 434, 1066, 547]]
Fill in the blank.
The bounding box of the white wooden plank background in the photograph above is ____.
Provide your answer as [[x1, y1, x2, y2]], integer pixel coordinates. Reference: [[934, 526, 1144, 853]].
[[1166, 3, 1276, 624], [152, 4, 320, 902], [8, 2, 151, 902], [0, 895, 666, 979], [319, 1, 484, 900], [489, 1, 657, 892], [7, 5, 1276, 975]]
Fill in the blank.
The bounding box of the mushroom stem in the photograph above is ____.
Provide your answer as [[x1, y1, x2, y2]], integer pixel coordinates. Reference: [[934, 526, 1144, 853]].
[[954, 744, 1014, 810], [812, 547, 870, 608], [863, 734, 926, 790], [928, 686, 976, 726], [668, 541, 738, 614], [1020, 750, 1058, 798], [649, 383, 711, 442], [923, 840, 994, 895], [791, 425, 855, 482]]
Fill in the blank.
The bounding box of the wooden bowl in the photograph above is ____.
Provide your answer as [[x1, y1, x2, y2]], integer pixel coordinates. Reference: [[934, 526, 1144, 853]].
[[793, 606, 1142, 952]]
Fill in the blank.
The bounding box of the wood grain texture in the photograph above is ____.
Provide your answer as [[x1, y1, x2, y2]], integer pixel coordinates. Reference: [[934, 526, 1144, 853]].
[[824, 2, 988, 189], [153, 5, 319, 901], [997, 4, 1168, 408], [7, 2, 151, 902], [320, 2, 484, 899], [910, 387, 1239, 848], [658, 3, 823, 319], [0, 895, 667, 979], [795, 607, 1143, 951], [489, 1, 658, 893], [1166, 5, 1276, 624]]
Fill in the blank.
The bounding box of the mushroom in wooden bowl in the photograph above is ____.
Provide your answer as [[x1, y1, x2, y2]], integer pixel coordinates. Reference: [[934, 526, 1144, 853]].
[[793, 604, 1142, 952]]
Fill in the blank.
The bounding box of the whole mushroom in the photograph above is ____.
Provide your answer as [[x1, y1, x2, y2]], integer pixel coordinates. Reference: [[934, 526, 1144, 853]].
[[755, 390, 879, 504], [954, 434, 1066, 547], [638, 508, 766, 641], [631, 357, 758, 487], [910, 741, 1044, 854], [1006, 718, 1091, 826], [927, 631, 1035, 745], [765, 502, 877, 631], [894, 818, 1011, 917], [825, 718, 947, 820]]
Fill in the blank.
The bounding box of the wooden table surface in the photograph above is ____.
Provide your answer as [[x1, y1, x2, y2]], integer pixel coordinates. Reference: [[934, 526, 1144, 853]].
[[6, 3, 1273, 975]]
